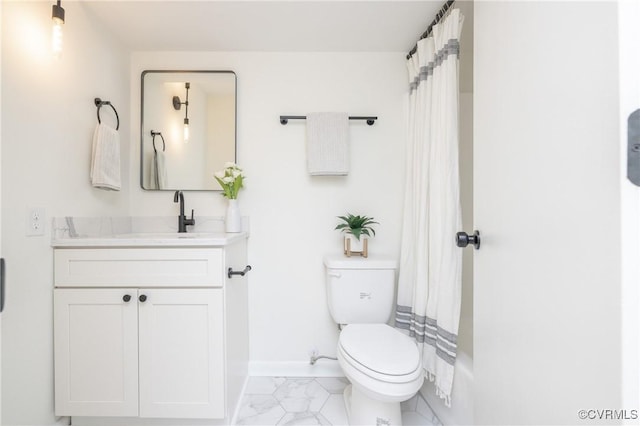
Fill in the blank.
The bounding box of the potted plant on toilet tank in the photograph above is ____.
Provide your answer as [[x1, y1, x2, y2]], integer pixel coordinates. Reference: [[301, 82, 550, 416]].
[[335, 213, 378, 258]]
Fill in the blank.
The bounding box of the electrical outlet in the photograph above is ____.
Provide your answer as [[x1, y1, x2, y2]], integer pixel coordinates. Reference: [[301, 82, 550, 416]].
[[26, 207, 45, 237]]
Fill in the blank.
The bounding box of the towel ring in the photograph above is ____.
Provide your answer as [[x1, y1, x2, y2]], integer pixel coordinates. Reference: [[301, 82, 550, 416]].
[[94, 98, 120, 130], [150, 130, 165, 153]]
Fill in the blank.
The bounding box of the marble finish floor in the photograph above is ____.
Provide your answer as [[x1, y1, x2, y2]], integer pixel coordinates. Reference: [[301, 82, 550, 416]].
[[235, 377, 442, 425]]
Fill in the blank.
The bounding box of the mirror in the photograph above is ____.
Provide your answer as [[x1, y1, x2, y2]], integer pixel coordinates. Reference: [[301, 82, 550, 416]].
[[141, 70, 237, 191]]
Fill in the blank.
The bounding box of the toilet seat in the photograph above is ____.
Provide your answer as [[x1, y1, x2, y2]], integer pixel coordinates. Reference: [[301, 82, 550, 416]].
[[337, 324, 424, 402], [339, 324, 421, 379]]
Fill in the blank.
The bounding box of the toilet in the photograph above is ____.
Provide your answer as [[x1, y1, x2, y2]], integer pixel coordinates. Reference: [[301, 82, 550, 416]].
[[324, 255, 423, 425]]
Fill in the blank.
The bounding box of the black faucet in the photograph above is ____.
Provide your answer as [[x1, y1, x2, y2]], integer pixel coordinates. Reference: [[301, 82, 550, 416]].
[[173, 190, 195, 233]]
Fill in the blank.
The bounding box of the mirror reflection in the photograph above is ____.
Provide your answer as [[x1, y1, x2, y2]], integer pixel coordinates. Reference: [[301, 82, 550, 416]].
[[141, 70, 237, 191]]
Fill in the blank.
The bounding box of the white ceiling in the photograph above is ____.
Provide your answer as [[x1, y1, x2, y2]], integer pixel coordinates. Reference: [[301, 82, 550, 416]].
[[79, 1, 455, 52]]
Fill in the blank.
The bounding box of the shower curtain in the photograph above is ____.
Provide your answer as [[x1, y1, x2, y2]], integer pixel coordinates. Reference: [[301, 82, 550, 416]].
[[395, 8, 464, 406]]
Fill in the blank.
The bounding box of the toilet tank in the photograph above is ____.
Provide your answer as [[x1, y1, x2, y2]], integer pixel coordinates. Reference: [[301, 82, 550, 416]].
[[324, 255, 397, 325]]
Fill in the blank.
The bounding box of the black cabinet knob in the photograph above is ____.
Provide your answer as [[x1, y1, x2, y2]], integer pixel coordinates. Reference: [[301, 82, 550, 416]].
[[139, 294, 147, 303], [122, 294, 131, 302]]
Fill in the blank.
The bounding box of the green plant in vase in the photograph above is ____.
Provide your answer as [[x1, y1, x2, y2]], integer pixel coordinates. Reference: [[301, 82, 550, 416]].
[[335, 213, 378, 257]]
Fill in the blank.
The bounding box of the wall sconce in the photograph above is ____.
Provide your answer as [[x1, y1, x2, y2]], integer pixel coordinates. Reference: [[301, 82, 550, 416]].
[[51, 0, 65, 58], [172, 82, 191, 143]]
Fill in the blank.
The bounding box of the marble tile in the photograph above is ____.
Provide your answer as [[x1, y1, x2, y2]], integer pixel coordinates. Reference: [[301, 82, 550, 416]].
[[319, 394, 349, 426], [315, 377, 349, 394], [274, 378, 330, 413], [416, 394, 441, 425], [236, 394, 286, 425], [401, 394, 418, 412], [53, 216, 131, 239], [245, 376, 287, 395], [235, 377, 443, 426], [277, 412, 332, 425], [402, 411, 436, 426]]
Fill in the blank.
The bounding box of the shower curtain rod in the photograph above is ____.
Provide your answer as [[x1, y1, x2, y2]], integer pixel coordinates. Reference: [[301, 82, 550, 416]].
[[406, 0, 455, 60]]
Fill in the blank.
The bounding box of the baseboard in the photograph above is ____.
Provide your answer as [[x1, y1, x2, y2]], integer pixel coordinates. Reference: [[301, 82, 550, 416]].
[[2, 419, 72, 426], [248, 360, 344, 377], [69, 417, 229, 426]]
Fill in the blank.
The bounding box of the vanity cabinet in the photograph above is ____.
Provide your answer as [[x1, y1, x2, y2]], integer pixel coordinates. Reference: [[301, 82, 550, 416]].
[[53, 241, 248, 424], [54, 289, 139, 417], [138, 289, 224, 419]]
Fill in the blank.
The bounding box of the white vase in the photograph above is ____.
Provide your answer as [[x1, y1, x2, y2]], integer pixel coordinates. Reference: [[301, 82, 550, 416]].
[[225, 199, 242, 233]]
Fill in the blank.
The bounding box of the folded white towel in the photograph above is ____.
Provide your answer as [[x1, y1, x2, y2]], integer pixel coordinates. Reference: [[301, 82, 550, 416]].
[[90, 123, 121, 191], [150, 150, 168, 190], [306, 112, 350, 176]]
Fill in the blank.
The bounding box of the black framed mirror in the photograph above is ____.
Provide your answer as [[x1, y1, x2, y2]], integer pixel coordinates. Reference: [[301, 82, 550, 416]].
[[141, 70, 237, 190]]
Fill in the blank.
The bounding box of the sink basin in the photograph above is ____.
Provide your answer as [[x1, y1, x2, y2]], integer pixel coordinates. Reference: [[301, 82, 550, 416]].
[[114, 232, 227, 239]]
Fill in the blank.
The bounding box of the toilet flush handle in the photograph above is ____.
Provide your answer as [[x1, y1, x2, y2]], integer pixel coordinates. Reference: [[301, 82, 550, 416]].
[[328, 271, 341, 278]]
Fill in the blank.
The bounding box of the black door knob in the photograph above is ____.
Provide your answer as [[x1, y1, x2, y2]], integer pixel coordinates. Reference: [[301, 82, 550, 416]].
[[456, 230, 481, 250], [139, 294, 147, 303], [122, 294, 131, 302]]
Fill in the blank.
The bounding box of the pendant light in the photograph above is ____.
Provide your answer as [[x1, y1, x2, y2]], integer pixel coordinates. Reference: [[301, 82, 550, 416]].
[[172, 82, 191, 143], [51, 0, 65, 58]]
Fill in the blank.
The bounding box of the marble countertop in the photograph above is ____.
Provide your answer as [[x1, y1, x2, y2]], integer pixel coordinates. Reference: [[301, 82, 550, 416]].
[[51, 216, 249, 248]]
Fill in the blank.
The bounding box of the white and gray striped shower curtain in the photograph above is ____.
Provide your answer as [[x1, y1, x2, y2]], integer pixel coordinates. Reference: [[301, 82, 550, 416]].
[[395, 8, 464, 407]]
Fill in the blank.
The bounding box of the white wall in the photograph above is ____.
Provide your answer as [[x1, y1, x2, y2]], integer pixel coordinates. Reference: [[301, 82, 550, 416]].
[[206, 93, 235, 180], [1, 2, 130, 424], [129, 51, 407, 372]]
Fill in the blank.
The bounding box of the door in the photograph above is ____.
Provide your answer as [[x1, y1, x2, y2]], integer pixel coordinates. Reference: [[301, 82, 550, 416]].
[[474, 2, 626, 424], [53, 289, 139, 417], [138, 289, 224, 419]]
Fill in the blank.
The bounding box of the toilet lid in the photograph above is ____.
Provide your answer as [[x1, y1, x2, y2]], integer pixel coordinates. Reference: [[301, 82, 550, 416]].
[[339, 324, 421, 376]]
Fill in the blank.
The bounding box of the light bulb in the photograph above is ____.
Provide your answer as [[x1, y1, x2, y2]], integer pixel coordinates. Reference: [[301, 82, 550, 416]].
[[183, 118, 190, 143], [52, 17, 63, 58]]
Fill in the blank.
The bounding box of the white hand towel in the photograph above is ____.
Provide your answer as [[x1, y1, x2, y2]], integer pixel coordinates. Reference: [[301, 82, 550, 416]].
[[152, 150, 168, 190], [306, 112, 349, 175], [90, 123, 121, 191]]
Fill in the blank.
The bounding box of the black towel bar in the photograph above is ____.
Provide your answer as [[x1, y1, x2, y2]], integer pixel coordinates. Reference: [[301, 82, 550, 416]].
[[228, 265, 252, 279], [279, 115, 377, 126], [94, 98, 120, 130]]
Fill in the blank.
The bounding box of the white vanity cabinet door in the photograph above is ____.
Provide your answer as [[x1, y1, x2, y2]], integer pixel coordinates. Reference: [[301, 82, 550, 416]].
[[54, 289, 139, 417], [138, 289, 225, 419]]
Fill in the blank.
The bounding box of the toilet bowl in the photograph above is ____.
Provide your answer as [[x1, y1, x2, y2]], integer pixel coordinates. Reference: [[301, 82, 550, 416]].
[[324, 255, 424, 425], [337, 323, 423, 425]]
